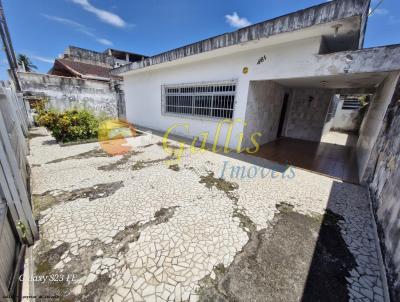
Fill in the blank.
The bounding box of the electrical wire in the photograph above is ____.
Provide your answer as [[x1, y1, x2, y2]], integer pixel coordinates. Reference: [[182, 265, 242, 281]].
[[368, 0, 385, 16]]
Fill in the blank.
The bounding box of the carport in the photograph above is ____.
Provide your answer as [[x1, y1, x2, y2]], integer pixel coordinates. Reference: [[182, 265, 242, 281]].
[[244, 50, 400, 184]]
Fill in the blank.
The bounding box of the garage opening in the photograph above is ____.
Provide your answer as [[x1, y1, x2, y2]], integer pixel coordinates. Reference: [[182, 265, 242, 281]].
[[243, 73, 396, 184]]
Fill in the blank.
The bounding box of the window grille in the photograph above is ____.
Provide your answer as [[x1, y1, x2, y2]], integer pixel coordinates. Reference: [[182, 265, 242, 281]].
[[342, 99, 360, 110], [162, 81, 237, 119]]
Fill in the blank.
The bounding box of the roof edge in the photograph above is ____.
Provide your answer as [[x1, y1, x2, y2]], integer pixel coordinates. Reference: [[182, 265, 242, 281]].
[[112, 0, 371, 76]]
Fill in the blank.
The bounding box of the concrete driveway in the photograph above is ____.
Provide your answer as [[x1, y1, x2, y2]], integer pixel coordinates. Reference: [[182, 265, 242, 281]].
[[28, 127, 385, 302]]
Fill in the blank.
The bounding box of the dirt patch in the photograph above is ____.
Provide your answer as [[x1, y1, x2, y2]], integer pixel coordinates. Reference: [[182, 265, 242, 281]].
[[156, 141, 183, 150], [97, 150, 142, 171], [197, 205, 356, 302], [42, 139, 58, 146], [33, 181, 124, 218], [33, 205, 178, 300], [34, 237, 115, 301], [131, 156, 175, 171], [34, 240, 74, 300], [32, 193, 58, 219], [276, 202, 295, 213], [168, 164, 180, 171], [46, 149, 111, 164], [198, 171, 254, 234], [199, 171, 239, 201], [78, 274, 112, 302], [116, 206, 179, 254], [115, 223, 141, 254], [232, 208, 256, 234], [36, 241, 70, 274], [153, 207, 178, 224]]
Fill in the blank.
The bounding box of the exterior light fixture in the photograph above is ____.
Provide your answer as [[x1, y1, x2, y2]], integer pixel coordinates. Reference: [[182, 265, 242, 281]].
[[332, 24, 342, 38]]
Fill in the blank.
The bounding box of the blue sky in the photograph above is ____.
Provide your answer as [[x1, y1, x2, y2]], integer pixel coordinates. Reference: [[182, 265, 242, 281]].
[[1, 0, 399, 79]]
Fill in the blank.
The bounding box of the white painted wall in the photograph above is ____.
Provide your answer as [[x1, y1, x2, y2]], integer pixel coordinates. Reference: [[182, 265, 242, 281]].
[[331, 100, 360, 132], [322, 95, 340, 135], [123, 37, 322, 149]]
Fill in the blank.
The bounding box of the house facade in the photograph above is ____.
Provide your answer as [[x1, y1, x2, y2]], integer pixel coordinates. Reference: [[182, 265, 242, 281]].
[[113, 0, 400, 182]]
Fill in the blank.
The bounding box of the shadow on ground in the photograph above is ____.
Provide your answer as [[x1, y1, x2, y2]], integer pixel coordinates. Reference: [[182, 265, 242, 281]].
[[198, 182, 358, 302]]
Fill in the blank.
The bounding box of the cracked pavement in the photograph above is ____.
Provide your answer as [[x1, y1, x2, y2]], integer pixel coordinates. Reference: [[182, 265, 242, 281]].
[[29, 127, 386, 302]]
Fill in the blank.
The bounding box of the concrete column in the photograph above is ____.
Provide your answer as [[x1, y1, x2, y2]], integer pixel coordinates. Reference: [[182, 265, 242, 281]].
[[357, 71, 400, 182]]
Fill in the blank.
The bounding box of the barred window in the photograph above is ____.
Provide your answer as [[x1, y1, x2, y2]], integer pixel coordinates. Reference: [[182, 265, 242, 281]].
[[163, 81, 236, 119], [342, 99, 360, 110]]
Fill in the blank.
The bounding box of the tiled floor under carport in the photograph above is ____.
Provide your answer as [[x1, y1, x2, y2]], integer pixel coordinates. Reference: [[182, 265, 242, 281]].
[[255, 135, 359, 184]]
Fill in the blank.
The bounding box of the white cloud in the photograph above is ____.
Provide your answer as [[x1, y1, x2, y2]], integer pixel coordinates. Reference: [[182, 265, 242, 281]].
[[70, 0, 127, 28], [370, 7, 389, 16], [96, 38, 113, 46], [42, 14, 112, 46], [225, 12, 251, 29], [31, 55, 54, 64], [42, 14, 83, 28]]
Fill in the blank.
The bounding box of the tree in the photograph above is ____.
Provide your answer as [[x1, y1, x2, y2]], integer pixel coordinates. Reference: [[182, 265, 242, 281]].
[[17, 54, 37, 72]]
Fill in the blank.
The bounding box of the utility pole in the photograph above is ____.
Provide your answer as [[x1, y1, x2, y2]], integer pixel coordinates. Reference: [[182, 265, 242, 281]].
[[0, 0, 21, 91]]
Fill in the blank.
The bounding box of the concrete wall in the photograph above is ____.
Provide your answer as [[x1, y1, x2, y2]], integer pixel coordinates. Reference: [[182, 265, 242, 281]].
[[284, 88, 333, 142], [122, 37, 322, 149], [322, 94, 340, 135], [332, 100, 360, 132], [365, 79, 400, 301], [65, 46, 113, 67], [357, 72, 400, 181], [18, 72, 118, 117], [243, 81, 286, 146]]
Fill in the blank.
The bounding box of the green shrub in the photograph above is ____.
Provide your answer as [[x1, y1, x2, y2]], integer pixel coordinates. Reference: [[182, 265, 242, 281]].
[[37, 109, 101, 143], [36, 110, 58, 129]]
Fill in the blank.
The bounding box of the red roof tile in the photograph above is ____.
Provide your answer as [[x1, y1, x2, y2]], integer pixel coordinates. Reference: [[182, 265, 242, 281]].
[[54, 59, 116, 80]]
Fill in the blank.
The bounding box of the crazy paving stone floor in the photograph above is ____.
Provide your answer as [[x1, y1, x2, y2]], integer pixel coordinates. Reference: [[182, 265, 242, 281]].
[[28, 127, 385, 302]]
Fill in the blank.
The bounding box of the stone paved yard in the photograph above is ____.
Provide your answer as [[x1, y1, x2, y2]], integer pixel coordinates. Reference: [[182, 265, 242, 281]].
[[28, 127, 385, 302]]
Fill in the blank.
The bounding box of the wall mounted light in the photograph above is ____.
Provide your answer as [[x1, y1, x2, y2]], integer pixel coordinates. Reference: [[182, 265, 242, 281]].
[[332, 24, 342, 38]]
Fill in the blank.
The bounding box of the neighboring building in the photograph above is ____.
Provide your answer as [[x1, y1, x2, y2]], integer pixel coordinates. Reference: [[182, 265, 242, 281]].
[[18, 46, 147, 117], [113, 1, 400, 298]]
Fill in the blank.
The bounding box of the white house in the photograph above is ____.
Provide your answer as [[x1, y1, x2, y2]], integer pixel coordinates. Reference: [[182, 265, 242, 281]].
[[113, 0, 400, 183]]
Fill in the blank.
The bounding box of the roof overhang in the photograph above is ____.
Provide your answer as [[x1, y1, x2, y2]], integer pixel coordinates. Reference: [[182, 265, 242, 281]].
[[270, 44, 400, 92], [112, 0, 371, 76]]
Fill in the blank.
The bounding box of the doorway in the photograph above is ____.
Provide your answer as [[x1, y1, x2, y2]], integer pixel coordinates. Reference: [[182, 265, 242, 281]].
[[277, 93, 289, 138]]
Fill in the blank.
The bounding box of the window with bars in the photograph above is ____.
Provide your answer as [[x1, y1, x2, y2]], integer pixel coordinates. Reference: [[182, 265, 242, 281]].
[[163, 82, 236, 119]]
